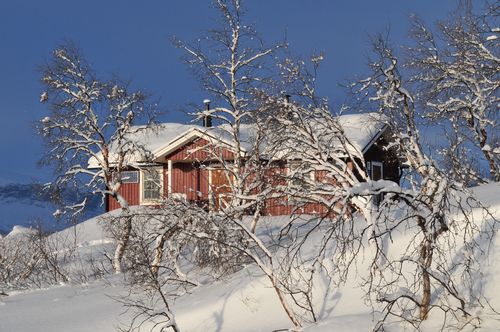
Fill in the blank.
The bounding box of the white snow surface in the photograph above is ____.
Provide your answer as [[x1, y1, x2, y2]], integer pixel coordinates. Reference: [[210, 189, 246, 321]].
[[337, 112, 386, 152], [1, 182, 499, 332], [4, 225, 37, 238]]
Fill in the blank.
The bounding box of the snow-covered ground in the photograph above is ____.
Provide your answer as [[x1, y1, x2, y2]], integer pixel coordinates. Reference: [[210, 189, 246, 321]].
[[1, 182, 499, 332]]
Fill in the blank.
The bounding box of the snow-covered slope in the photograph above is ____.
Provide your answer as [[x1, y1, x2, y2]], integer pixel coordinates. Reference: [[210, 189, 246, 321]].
[[1, 182, 499, 332]]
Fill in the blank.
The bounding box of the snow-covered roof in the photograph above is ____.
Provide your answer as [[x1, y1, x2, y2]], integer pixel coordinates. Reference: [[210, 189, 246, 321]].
[[337, 113, 386, 153], [87, 112, 386, 168], [87, 123, 257, 168], [266, 112, 387, 160], [88, 123, 196, 168]]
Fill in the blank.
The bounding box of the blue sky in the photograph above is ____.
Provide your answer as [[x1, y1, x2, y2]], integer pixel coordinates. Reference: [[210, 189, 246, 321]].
[[0, 1, 457, 184]]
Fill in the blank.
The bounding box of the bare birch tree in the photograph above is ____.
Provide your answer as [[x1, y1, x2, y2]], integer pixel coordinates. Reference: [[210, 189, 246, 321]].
[[407, 1, 500, 182], [113, 199, 249, 332], [253, 54, 386, 324], [256, 33, 498, 330], [351, 36, 496, 330], [173, 0, 283, 221], [173, 0, 309, 328], [38, 42, 155, 273]]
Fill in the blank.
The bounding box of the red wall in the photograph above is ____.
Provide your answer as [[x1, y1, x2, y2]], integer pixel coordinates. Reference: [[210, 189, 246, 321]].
[[260, 167, 333, 216], [107, 182, 140, 211], [165, 138, 234, 162], [106, 148, 346, 216], [106, 165, 340, 217]]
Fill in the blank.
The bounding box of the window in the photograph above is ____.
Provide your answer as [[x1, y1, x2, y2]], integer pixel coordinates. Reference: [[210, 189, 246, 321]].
[[121, 171, 139, 183], [141, 168, 163, 203], [367, 161, 384, 206], [369, 161, 383, 181]]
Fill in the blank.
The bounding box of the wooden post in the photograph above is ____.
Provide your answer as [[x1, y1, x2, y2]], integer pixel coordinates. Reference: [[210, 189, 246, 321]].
[[208, 168, 213, 209], [167, 160, 173, 196]]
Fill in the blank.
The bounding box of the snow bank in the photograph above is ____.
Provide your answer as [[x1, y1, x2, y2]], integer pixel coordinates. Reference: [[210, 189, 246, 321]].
[[175, 270, 291, 332], [5, 225, 37, 238], [49, 213, 111, 246]]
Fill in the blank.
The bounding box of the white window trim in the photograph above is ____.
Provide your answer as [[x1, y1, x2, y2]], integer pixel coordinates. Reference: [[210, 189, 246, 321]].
[[167, 160, 173, 195], [140, 166, 164, 205], [208, 167, 213, 209]]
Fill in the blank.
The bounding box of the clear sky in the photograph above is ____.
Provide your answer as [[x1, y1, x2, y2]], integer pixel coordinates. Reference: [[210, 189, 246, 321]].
[[0, 0, 458, 184]]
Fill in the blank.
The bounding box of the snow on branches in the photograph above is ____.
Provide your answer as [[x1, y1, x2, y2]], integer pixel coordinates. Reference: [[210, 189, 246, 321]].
[[351, 33, 496, 330], [38, 42, 156, 273], [407, 3, 500, 182]]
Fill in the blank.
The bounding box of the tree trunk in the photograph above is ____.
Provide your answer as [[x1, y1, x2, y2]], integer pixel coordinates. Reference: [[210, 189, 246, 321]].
[[250, 205, 262, 233], [113, 213, 132, 274], [479, 128, 500, 182], [151, 232, 167, 277], [419, 237, 432, 320], [268, 275, 302, 328], [471, 118, 499, 181]]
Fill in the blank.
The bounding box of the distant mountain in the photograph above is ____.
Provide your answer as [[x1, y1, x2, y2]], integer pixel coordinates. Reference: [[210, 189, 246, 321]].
[[0, 183, 51, 203], [0, 183, 103, 235]]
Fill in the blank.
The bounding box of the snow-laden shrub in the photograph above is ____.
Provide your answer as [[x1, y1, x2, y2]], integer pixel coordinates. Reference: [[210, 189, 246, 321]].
[[0, 224, 69, 289]]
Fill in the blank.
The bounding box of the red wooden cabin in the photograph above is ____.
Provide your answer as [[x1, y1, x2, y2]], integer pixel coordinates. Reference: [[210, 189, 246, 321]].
[[88, 113, 400, 216]]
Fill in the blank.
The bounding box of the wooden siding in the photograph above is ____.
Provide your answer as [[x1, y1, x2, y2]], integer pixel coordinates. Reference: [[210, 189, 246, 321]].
[[171, 162, 210, 204], [107, 163, 210, 212], [106, 132, 400, 215], [211, 168, 232, 210], [239, 164, 338, 217], [165, 138, 234, 162], [107, 182, 140, 211], [262, 165, 288, 216]]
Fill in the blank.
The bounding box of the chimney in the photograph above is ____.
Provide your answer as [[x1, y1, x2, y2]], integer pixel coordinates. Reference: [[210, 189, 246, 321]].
[[284, 94, 294, 120], [284, 94, 291, 105], [203, 99, 212, 127]]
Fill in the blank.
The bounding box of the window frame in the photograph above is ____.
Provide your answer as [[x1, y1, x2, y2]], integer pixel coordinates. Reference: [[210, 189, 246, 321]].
[[368, 161, 384, 207], [371, 161, 384, 180], [120, 170, 139, 184], [367, 161, 384, 180], [140, 166, 164, 205]]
